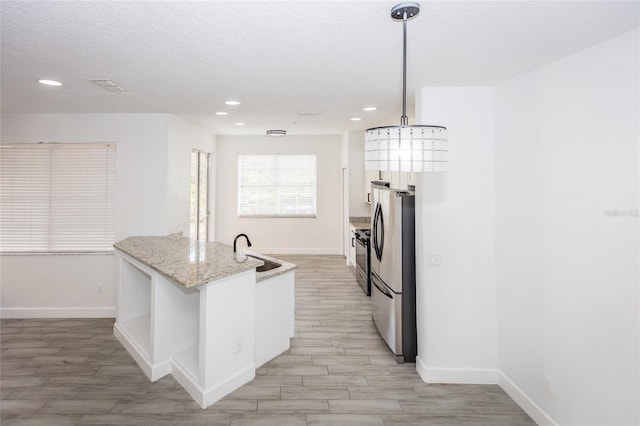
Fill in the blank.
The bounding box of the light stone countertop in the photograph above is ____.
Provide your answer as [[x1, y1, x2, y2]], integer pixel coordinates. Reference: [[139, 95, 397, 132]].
[[114, 235, 264, 288], [349, 216, 371, 229]]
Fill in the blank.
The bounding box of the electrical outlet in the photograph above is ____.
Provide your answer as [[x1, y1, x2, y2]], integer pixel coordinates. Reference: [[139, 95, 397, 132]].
[[97, 284, 103, 294], [544, 375, 552, 394], [428, 255, 441, 267], [235, 338, 243, 354]]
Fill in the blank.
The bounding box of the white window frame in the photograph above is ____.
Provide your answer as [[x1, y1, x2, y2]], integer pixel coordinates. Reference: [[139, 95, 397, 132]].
[[237, 154, 317, 218], [0, 142, 116, 254]]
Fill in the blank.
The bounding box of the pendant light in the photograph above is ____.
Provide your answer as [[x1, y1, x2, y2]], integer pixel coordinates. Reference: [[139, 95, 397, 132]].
[[364, 2, 448, 173]]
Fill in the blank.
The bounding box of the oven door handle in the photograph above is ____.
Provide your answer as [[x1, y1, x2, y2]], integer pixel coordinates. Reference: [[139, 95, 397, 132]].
[[372, 276, 393, 299]]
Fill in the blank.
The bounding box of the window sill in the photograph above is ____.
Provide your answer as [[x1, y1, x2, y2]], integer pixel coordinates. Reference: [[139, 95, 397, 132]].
[[0, 250, 115, 256]]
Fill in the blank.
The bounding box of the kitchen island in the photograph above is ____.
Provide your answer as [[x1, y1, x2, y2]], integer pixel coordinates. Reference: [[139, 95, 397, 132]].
[[113, 235, 296, 408]]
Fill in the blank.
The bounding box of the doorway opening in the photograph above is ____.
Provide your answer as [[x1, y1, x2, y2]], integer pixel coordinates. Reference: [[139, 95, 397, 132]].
[[190, 149, 211, 241]]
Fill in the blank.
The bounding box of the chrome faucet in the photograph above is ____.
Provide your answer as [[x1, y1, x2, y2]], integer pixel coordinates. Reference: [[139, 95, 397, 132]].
[[233, 233, 252, 253]]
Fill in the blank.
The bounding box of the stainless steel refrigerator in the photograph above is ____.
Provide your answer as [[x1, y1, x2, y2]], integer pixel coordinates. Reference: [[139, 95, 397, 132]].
[[370, 183, 417, 363]]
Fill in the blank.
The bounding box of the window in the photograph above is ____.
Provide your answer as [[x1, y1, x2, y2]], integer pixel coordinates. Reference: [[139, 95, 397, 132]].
[[0, 142, 116, 253], [238, 154, 316, 217], [190, 150, 210, 240]]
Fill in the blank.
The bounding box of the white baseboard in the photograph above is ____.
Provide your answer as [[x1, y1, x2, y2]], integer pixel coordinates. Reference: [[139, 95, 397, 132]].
[[249, 248, 343, 255], [415, 357, 556, 425], [498, 370, 557, 426], [415, 356, 498, 384], [0, 307, 116, 318], [201, 363, 256, 409], [114, 323, 171, 382]]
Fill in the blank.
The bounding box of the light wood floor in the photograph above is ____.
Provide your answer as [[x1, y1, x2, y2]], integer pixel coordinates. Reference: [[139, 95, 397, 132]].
[[1, 255, 535, 425]]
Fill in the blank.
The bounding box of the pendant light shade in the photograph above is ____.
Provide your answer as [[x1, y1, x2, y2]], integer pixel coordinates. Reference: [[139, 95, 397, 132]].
[[365, 125, 447, 172], [365, 2, 448, 173]]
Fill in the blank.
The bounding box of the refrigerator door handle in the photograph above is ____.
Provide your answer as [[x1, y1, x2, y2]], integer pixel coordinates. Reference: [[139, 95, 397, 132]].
[[372, 202, 378, 259], [372, 203, 381, 261], [372, 275, 393, 299], [373, 202, 384, 261]]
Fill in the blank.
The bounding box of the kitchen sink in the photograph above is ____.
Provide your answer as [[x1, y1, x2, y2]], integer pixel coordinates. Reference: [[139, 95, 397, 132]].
[[247, 255, 281, 272]]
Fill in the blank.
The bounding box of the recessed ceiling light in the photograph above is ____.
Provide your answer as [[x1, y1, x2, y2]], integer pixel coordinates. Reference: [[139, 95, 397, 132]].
[[215, 111, 228, 116], [37, 79, 62, 87], [234, 122, 245, 126], [363, 107, 377, 111], [266, 130, 286, 137], [350, 117, 362, 121], [225, 100, 241, 106]]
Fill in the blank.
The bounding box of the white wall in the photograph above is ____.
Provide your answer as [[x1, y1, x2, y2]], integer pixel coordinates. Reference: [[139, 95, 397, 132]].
[[414, 87, 498, 383], [1, 113, 172, 237], [214, 135, 343, 254], [0, 113, 213, 317], [494, 29, 639, 426]]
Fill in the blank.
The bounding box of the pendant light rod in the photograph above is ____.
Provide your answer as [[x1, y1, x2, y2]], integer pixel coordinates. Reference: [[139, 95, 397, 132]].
[[402, 16, 408, 126], [391, 2, 419, 126]]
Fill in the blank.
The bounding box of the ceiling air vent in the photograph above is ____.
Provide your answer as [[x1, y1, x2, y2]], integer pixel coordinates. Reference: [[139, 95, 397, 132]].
[[88, 79, 127, 92]]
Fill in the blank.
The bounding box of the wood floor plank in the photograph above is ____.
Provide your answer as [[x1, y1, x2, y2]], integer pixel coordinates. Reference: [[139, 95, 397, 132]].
[[0, 254, 535, 425], [307, 413, 384, 426], [230, 413, 306, 426], [2, 414, 81, 426]]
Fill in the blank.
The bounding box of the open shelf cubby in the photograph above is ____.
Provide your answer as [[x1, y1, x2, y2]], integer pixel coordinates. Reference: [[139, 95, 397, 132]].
[[172, 345, 199, 381], [120, 314, 151, 357], [117, 257, 152, 358]]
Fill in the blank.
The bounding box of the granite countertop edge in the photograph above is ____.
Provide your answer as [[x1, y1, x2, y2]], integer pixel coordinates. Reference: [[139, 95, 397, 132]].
[[113, 235, 297, 287], [113, 235, 264, 288]]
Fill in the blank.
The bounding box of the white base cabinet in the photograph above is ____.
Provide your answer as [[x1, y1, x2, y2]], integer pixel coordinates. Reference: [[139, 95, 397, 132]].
[[114, 251, 284, 409], [347, 224, 357, 267], [255, 271, 295, 367]]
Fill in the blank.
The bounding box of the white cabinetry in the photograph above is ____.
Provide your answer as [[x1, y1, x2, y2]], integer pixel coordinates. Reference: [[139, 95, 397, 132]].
[[348, 224, 357, 267], [114, 251, 257, 409], [365, 170, 381, 203], [407, 172, 416, 186], [113, 237, 297, 410], [255, 271, 295, 367], [379, 171, 414, 190]]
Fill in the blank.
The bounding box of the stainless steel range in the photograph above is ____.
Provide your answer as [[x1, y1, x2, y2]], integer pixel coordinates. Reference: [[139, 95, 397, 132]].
[[354, 229, 371, 295]]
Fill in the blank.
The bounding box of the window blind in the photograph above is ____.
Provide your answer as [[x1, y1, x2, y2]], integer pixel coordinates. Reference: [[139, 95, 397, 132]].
[[238, 154, 316, 217], [0, 143, 116, 253]]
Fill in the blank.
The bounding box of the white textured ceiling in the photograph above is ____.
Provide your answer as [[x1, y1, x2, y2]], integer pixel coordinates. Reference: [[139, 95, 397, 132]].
[[2, 1, 639, 135]]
